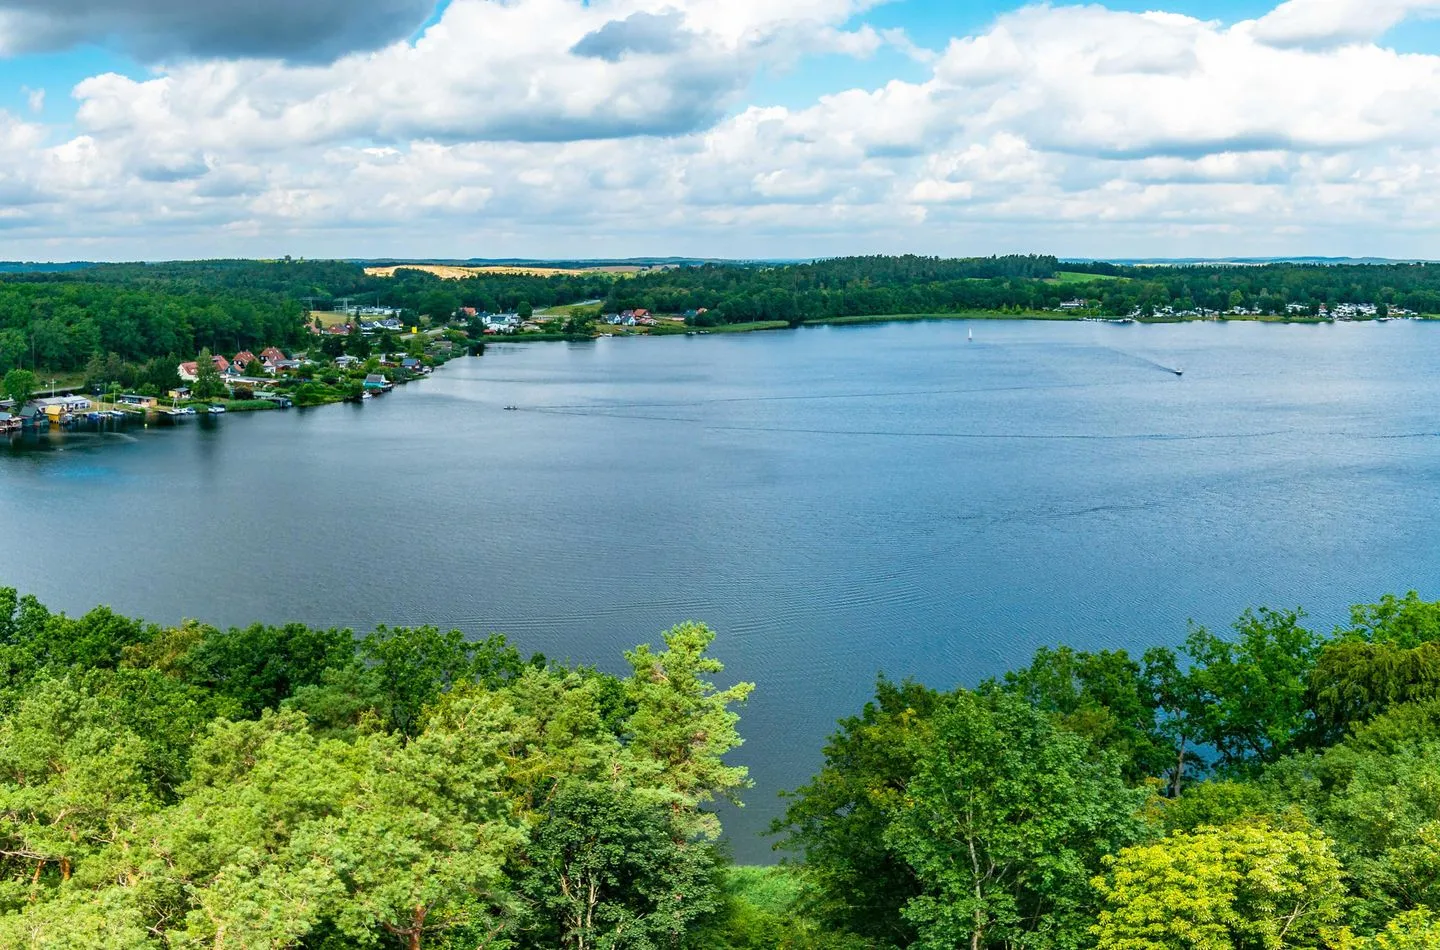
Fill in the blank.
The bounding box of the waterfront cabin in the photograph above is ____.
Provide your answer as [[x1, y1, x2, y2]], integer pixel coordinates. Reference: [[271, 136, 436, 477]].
[[118, 394, 159, 409], [363, 373, 390, 390], [0, 412, 19, 433], [33, 396, 93, 417]]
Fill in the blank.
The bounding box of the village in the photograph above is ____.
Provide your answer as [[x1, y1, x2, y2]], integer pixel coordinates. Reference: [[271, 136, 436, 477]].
[[0, 321, 459, 435], [1052, 297, 1424, 320]]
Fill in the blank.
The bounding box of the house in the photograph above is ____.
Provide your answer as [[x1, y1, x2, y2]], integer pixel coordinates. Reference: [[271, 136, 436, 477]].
[[178, 361, 199, 382], [459, 307, 478, 318], [335, 355, 361, 368], [363, 373, 389, 390], [231, 351, 259, 373], [260, 347, 286, 364], [632, 308, 649, 318], [1058, 299, 1087, 310], [211, 354, 231, 373], [326, 323, 352, 336], [118, 394, 158, 408], [0, 412, 19, 434], [401, 357, 422, 371], [168, 387, 191, 400]]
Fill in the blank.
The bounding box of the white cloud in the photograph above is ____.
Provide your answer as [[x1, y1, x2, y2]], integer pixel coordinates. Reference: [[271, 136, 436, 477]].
[[70, 0, 882, 150], [1248, 0, 1440, 49], [7, 0, 1440, 259]]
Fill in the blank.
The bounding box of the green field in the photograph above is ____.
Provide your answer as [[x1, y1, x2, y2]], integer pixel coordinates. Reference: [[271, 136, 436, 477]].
[[1049, 271, 1125, 283], [537, 301, 604, 319]]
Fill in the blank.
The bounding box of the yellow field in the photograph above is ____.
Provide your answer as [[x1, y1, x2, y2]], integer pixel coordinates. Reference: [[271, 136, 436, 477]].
[[309, 311, 353, 327], [364, 264, 646, 280]]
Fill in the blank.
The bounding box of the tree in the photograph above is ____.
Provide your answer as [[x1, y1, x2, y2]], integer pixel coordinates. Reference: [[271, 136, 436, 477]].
[[519, 780, 720, 949], [192, 349, 225, 400], [1343, 592, 1440, 648], [1144, 645, 1209, 796], [1266, 701, 1440, 928], [358, 625, 484, 737], [887, 691, 1150, 950], [2, 368, 35, 408], [1000, 645, 1173, 783], [773, 676, 943, 946], [1309, 640, 1440, 741], [623, 623, 754, 838], [0, 676, 159, 891], [302, 692, 527, 950], [517, 301, 533, 320], [176, 621, 355, 717], [1332, 910, 1440, 950], [1184, 608, 1320, 770], [1093, 822, 1346, 950]]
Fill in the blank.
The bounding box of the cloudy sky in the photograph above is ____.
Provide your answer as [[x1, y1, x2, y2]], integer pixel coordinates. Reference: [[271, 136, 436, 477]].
[[1, 0, 1439, 260]]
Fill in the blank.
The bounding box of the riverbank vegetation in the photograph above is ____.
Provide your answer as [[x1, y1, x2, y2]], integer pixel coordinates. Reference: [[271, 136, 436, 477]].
[[1, 585, 1439, 947]]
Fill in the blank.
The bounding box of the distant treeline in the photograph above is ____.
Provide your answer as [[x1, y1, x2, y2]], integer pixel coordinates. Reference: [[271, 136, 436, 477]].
[[604, 256, 1440, 324], [11, 256, 1440, 377]]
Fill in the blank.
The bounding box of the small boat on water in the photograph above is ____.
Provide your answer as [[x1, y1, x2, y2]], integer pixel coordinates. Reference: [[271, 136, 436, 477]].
[[207, 405, 226, 415], [968, 327, 973, 342], [503, 405, 518, 411], [1173, 368, 1184, 376]]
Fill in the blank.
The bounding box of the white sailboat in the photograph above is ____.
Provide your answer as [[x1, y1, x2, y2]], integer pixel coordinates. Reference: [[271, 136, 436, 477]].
[[968, 327, 973, 342]]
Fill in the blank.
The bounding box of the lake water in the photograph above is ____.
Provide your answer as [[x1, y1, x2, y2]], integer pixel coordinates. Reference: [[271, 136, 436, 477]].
[[5, 319, 1440, 860]]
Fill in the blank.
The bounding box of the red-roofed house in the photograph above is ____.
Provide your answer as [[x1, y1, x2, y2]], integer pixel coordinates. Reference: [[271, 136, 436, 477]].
[[260, 347, 286, 363], [178, 361, 199, 382], [232, 351, 258, 373], [211, 354, 230, 373]]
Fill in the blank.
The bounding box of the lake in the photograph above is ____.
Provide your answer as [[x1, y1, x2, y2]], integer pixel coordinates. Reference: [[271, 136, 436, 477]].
[[4, 318, 1440, 861]]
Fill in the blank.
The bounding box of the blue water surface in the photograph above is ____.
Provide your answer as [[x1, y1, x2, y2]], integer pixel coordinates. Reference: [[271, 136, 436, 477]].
[[3, 319, 1438, 860]]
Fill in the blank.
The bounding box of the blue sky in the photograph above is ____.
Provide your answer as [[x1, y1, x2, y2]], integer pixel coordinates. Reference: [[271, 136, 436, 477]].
[[1, 0, 1440, 260]]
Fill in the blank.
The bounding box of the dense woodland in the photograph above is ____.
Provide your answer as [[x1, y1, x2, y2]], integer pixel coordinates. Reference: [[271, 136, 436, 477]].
[[2, 585, 1440, 948], [7, 256, 1440, 378]]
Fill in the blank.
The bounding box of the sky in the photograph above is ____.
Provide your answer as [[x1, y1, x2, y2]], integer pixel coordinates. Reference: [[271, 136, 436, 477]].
[[2, 0, 1440, 260]]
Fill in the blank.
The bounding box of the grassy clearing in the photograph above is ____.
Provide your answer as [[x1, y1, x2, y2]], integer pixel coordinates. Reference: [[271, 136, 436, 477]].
[[1049, 271, 1125, 284], [309, 310, 351, 328], [703, 320, 791, 333], [539, 302, 604, 319]]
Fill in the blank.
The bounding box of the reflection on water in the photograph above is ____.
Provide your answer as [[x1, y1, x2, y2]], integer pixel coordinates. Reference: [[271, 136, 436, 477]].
[[4, 319, 1440, 860]]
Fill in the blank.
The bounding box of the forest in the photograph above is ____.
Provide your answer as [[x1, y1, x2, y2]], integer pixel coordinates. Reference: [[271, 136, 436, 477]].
[[1, 586, 1439, 948], [604, 257, 1440, 325], [7, 256, 1440, 379]]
